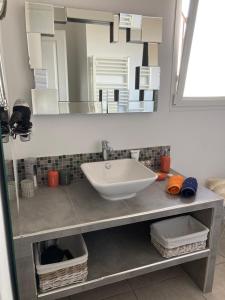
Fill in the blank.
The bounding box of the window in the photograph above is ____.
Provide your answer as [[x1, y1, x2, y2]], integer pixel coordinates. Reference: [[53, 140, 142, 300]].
[[173, 0, 225, 107]]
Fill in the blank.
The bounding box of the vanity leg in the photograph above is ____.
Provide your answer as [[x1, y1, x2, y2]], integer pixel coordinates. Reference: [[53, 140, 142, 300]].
[[182, 203, 223, 293], [14, 239, 37, 300]]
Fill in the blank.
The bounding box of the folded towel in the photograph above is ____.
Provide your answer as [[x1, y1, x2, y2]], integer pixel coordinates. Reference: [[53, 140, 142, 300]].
[[167, 175, 184, 195], [181, 177, 198, 198], [206, 177, 225, 191], [41, 245, 74, 265]]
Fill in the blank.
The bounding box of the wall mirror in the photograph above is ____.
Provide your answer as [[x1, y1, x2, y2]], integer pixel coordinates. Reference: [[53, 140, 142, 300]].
[[25, 2, 163, 115]]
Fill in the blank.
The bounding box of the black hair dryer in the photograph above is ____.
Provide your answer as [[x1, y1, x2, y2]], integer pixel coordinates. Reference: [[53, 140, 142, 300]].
[[9, 100, 32, 142], [0, 106, 10, 143]]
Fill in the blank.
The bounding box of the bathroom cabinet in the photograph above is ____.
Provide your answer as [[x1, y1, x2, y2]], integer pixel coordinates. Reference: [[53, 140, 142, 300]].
[[12, 177, 223, 300]]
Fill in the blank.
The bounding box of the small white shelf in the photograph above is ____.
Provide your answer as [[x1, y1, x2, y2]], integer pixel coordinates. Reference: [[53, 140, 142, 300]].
[[136, 66, 160, 90]]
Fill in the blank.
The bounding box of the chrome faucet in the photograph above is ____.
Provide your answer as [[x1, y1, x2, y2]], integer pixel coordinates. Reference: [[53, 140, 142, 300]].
[[102, 140, 113, 161]]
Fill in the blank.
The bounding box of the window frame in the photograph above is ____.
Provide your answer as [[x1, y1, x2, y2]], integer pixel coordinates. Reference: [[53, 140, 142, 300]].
[[171, 0, 225, 109]]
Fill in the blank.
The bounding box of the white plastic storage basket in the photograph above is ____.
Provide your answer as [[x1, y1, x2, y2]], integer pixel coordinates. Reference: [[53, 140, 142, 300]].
[[150, 215, 209, 258], [34, 235, 88, 292]]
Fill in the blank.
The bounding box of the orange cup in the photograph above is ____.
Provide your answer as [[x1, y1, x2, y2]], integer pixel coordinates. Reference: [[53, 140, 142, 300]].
[[160, 156, 171, 173], [48, 170, 59, 187]]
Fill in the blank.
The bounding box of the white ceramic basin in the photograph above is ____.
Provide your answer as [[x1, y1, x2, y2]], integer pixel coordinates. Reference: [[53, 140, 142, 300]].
[[81, 159, 157, 201]]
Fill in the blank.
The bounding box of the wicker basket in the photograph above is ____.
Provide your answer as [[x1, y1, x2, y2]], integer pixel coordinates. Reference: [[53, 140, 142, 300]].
[[150, 215, 209, 259], [152, 237, 207, 258], [34, 235, 88, 292]]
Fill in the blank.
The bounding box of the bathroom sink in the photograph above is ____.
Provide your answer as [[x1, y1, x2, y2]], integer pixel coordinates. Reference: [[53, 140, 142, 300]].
[[81, 159, 157, 201]]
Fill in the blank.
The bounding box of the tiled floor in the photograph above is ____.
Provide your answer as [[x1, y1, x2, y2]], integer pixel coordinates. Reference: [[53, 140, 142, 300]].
[[60, 224, 225, 300]]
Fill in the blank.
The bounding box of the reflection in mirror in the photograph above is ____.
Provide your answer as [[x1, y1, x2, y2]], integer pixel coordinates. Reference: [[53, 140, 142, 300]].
[[55, 22, 143, 101], [3, 141, 20, 238], [0, 0, 6, 20], [25, 3, 162, 114], [0, 45, 10, 143], [0, 36, 19, 235]]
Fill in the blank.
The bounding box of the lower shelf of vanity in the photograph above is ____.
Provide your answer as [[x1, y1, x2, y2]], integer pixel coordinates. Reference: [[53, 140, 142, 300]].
[[38, 223, 210, 300]]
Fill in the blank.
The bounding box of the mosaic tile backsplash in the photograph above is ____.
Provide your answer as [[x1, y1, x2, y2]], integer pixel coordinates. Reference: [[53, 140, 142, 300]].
[[17, 146, 170, 186]]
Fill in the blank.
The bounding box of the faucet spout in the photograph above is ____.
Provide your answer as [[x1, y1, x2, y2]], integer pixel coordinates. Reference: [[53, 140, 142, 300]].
[[102, 140, 112, 161]]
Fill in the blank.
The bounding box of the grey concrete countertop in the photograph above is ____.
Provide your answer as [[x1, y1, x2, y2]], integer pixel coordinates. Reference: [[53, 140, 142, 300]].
[[14, 177, 223, 243]]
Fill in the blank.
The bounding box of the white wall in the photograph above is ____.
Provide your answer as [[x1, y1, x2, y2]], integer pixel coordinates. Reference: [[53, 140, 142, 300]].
[[2, 0, 225, 183]]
